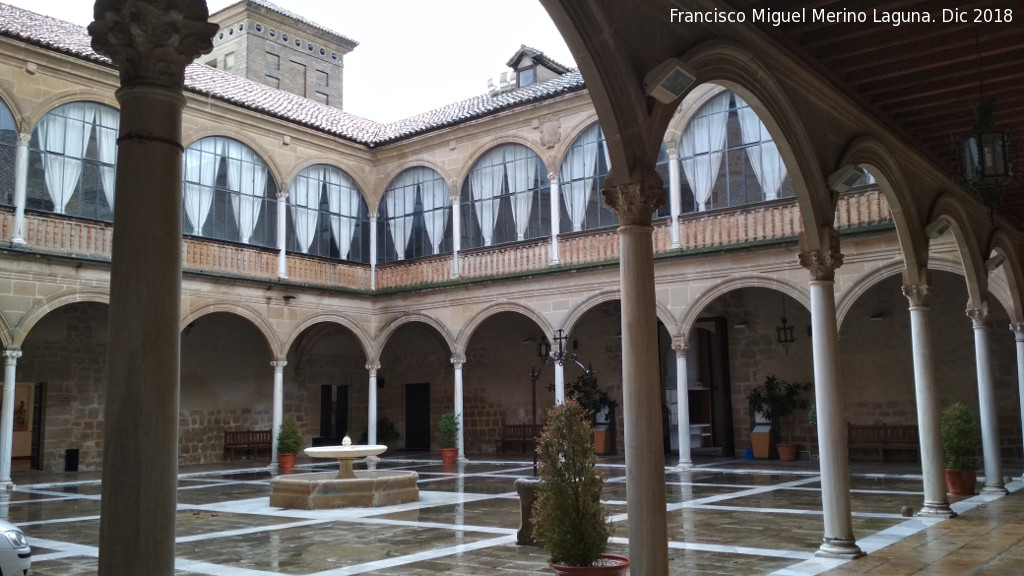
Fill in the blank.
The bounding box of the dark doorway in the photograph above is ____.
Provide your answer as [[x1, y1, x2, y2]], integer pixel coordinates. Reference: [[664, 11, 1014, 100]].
[[405, 383, 430, 451], [690, 317, 734, 456], [335, 385, 348, 440], [319, 385, 350, 443], [30, 382, 46, 470]]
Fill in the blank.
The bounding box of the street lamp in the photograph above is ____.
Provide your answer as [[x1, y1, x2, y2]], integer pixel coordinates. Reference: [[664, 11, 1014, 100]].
[[530, 329, 589, 475]]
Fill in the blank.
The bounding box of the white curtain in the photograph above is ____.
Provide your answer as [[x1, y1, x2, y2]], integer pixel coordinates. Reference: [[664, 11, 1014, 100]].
[[679, 92, 730, 212], [183, 138, 220, 235], [506, 146, 538, 241], [385, 170, 418, 260], [95, 106, 118, 212], [324, 167, 360, 259], [559, 125, 602, 231], [223, 140, 268, 244], [469, 149, 504, 246], [735, 95, 787, 201], [289, 171, 320, 253], [38, 103, 94, 214], [420, 172, 450, 255]]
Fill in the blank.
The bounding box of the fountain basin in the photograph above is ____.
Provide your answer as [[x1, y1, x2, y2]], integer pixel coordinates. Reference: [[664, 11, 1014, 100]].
[[270, 470, 419, 509]]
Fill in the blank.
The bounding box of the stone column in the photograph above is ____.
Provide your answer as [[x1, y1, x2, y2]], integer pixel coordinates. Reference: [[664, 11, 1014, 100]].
[[276, 187, 288, 279], [11, 133, 30, 244], [799, 246, 863, 559], [367, 362, 380, 444], [270, 360, 287, 472], [903, 284, 953, 517], [88, 3, 216, 575], [603, 181, 668, 576], [451, 186, 461, 278], [451, 353, 466, 461], [967, 307, 1006, 494], [553, 360, 565, 405], [1013, 323, 1024, 479], [672, 338, 692, 469], [548, 172, 560, 265], [667, 145, 681, 249], [369, 214, 378, 290], [0, 348, 22, 490]]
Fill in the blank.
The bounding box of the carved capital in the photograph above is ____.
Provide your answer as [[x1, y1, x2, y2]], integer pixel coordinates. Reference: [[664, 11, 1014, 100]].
[[798, 249, 844, 281], [547, 172, 558, 184], [1011, 323, 1024, 340], [3, 348, 22, 364], [671, 337, 687, 357], [276, 188, 289, 200], [16, 133, 30, 147], [89, 0, 218, 89], [966, 306, 990, 329], [365, 361, 381, 375], [270, 360, 287, 370], [666, 145, 679, 161], [602, 182, 665, 227], [451, 353, 466, 367], [901, 284, 930, 308]]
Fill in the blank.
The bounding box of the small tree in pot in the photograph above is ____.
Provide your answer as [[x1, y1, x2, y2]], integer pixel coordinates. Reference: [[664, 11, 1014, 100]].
[[941, 402, 980, 496], [276, 415, 303, 473], [747, 375, 811, 461], [436, 411, 460, 465], [532, 399, 627, 575]]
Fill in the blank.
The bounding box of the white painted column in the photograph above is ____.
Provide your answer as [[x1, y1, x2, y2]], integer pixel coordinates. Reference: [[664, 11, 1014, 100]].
[[451, 192, 461, 279], [604, 182, 668, 576], [673, 338, 692, 470], [903, 285, 953, 517], [270, 360, 286, 473], [367, 362, 380, 445], [1013, 322, 1024, 480], [667, 145, 681, 249], [967, 307, 1006, 494], [800, 247, 863, 559], [369, 215, 378, 290], [276, 187, 288, 279], [90, 4, 217, 574], [451, 353, 466, 461], [11, 133, 30, 245], [554, 361, 565, 405], [548, 172, 560, 265], [0, 348, 22, 490]]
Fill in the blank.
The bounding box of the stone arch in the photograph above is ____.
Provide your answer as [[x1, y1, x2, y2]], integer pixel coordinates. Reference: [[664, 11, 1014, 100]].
[[837, 136, 928, 284], [986, 227, 1024, 323], [677, 275, 810, 337], [458, 137, 551, 187], [182, 133, 284, 195], [926, 193, 987, 309], [552, 117, 601, 176], [12, 290, 110, 347], [25, 91, 120, 127], [455, 302, 553, 353], [282, 313, 373, 361], [683, 40, 831, 251], [835, 261, 905, 331], [0, 82, 27, 134], [371, 313, 455, 364], [561, 289, 675, 335], [180, 302, 281, 358], [375, 161, 455, 215], [281, 160, 373, 207], [663, 83, 728, 147]]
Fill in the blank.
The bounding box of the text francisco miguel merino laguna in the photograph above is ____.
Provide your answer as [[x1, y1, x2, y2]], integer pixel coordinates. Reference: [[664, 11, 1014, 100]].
[[670, 7, 1014, 27]]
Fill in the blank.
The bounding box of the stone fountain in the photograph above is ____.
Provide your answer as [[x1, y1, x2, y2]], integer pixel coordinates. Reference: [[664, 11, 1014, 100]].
[[269, 436, 419, 509]]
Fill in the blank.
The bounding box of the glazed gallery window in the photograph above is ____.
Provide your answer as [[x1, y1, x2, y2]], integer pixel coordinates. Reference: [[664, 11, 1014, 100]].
[[460, 144, 550, 249], [287, 165, 370, 263], [656, 91, 794, 214], [27, 102, 119, 221], [378, 166, 452, 263], [0, 101, 16, 207], [182, 137, 277, 248], [558, 123, 616, 232]]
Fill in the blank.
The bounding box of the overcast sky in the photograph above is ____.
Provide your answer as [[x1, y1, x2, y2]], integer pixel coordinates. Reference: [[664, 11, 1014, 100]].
[[3, 0, 576, 122]]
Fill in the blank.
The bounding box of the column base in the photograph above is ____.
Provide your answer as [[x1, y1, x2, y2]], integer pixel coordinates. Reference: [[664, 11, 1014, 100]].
[[981, 483, 1008, 496], [674, 461, 693, 471], [365, 455, 380, 471], [0, 481, 14, 492], [549, 259, 560, 266], [670, 242, 680, 250], [266, 463, 280, 476], [815, 538, 865, 559], [457, 456, 469, 463], [10, 237, 25, 246], [918, 501, 956, 518]]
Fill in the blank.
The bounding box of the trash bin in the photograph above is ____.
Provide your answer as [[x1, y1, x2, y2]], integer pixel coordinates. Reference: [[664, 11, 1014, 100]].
[[750, 424, 772, 459], [593, 424, 611, 455], [64, 448, 79, 472]]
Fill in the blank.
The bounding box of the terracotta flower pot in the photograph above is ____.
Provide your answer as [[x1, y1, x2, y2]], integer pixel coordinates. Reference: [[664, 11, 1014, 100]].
[[278, 452, 296, 473], [440, 447, 458, 465], [548, 554, 629, 576], [777, 443, 798, 461], [945, 468, 977, 496]]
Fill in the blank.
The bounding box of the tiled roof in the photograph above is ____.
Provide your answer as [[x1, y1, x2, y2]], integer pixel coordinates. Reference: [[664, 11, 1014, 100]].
[[506, 45, 571, 75], [212, 0, 358, 49], [0, 3, 587, 147]]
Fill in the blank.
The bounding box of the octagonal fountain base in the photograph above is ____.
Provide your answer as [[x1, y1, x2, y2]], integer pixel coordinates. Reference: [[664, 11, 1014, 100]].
[[270, 469, 420, 509]]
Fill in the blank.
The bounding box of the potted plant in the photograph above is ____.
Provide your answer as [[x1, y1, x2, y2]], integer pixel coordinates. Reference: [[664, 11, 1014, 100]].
[[437, 411, 460, 465], [532, 399, 628, 575], [276, 415, 303, 473], [941, 401, 980, 496], [747, 375, 811, 461]]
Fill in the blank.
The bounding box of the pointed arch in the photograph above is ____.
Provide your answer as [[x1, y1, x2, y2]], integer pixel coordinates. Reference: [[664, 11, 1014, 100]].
[[926, 193, 987, 309]]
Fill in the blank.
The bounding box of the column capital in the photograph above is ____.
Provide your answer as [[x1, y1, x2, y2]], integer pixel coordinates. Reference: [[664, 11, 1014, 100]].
[[671, 337, 687, 357], [369, 213, 378, 223], [547, 171, 558, 183], [902, 284, 931, 308], [450, 353, 466, 367], [448, 181, 461, 204], [966, 306, 991, 328], [270, 360, 287, 370], [88, 0, 218, 89], [798, 249, 844, 281], [3, 348, 22, 363], [602, 182, 665, 227], [276, 188, 289, 200], [366, 361, 381, 374], [16, 133, 30, 147], [1011, 323, 1024, 340], [666, 145, 679, 160]]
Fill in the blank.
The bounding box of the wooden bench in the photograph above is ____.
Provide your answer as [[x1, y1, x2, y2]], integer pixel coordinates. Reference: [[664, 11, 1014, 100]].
[[847, 423, 919, 462], [224, 429, 272, 461], [496, 424, 542, 454]]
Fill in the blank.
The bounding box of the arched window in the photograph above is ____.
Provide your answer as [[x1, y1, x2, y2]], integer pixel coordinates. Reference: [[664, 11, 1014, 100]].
[[661, 90, 794, 213], [182, 136, 276, 248], [378, 167, 451, 263], [287, 165, 370, 263], [0, 100, 16, 207], [558, 124, 615, 232], [460, 144, 550, 249], [27, 102, 118, 221]]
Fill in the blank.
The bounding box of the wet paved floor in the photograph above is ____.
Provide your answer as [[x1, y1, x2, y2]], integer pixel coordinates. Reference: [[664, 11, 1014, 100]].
[[5, 455, 1023, 575]]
